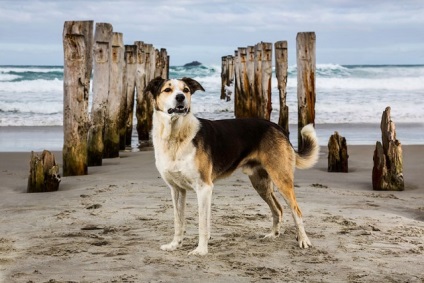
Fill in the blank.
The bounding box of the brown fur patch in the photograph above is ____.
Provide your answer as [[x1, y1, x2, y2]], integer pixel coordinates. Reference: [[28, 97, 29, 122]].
[[195, 144, 213, 186]]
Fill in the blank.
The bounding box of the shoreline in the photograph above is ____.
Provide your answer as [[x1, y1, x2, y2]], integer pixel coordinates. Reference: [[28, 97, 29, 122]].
[[0, 145, 423, 282], [1, 122, 423, 152]]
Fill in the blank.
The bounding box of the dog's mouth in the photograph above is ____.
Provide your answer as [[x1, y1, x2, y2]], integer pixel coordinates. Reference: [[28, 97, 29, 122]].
[[167, 105, 188, 115]]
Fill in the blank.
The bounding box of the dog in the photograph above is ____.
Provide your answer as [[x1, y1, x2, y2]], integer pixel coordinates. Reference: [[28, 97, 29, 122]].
[[145, 77, 319, 256]]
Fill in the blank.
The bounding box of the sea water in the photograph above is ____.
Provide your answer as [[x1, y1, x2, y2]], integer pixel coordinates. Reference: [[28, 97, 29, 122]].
[[0, 64, 423, 151]]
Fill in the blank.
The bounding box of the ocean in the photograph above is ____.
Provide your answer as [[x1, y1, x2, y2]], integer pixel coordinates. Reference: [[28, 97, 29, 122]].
[[1, 64, 423, 152]]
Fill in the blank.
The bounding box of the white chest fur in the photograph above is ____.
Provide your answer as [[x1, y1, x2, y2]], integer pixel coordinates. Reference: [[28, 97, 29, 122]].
[[152, 111, 201, 190]]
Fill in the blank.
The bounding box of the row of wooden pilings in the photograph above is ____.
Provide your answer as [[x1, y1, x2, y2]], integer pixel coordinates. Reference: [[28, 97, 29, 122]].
[[221, 32, 316, 149], [63, 21, 168, 176], [221, 33, 404, 191]]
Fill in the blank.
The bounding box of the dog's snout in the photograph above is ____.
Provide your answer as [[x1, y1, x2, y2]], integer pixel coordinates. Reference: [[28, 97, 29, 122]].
[[176, 93, 185, 102]]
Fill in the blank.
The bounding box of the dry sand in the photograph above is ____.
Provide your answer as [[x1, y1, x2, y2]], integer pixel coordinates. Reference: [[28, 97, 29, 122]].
[[0, 145, 423, 282]]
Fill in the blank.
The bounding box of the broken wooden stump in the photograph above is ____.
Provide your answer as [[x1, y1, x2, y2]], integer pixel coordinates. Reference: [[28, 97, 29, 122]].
[[328, 131, 348, 173], [27, 150, 61, 193], [372, 107, 404, 191]]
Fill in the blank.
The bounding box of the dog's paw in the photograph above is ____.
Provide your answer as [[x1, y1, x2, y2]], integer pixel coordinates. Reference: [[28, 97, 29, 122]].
[[160, 240, 182, 251], [297, 235, 312, 249], [188, 246, 208, 256], [263, 231, 280, 239]]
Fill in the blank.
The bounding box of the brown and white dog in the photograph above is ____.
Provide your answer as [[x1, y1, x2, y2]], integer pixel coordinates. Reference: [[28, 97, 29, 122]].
[[145, 77, 319, 256]]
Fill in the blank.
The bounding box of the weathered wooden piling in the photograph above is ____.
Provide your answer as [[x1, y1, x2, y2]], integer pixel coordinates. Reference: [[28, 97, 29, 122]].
[[253, 44, 262, 118], [87, 22, 113, 166], [233, 50, 240, 117], [27, 150, 61, 193], [372, 107, 404, 191], [275, 41, 289, 135], [259, 42, 272, 120], [123, 44, 137, 147], [227, 55, 234, 84], [221, 56, 229, 100], [232, 42, 272, 120], [118, 45, 129, 150], [134, 42, 146, 136], [296, 32, 316, 148], [236, 47, 249, 118], [136, 43, 155, 141], [154, 48, 168, 79], [328, 131, 348, 173], [146, 44, 156, 83], [62, 20, 93, 176], [246, 46, 255, 112], [221, 55, 234, 101], [161, 49, 169, 79], [104, 32, 125, 158]]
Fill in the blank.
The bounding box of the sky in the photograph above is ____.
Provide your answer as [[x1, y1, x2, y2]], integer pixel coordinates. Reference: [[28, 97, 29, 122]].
[[0, 0, 423, 66]]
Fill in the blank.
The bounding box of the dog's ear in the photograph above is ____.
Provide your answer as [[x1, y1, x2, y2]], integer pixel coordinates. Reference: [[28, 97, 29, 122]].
[[181, 77, 205, 94], [145, 77, 166, 98]]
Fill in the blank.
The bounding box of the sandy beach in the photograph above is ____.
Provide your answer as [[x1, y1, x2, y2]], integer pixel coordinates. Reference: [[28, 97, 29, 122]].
[[0, 144, 423, 282]]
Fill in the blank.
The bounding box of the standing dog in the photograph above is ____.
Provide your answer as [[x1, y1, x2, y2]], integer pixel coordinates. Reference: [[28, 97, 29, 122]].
[[145, 77, 319, 256]]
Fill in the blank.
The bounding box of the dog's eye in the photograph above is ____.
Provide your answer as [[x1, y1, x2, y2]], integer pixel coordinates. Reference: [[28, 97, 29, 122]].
[[163, 88, 172, 92], [183, 87, 190, 93]]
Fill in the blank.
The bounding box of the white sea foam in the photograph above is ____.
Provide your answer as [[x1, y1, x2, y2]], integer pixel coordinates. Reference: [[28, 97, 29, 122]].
[[0, 66, 63, 73], [0, 64, 423, 127], [0, 78, 63, 93], [0, 73, 22, 81]]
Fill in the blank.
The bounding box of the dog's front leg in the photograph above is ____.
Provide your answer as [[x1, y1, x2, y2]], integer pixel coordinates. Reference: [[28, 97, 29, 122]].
[[189, 184, 213, 256], [161, 186, 186, 251]]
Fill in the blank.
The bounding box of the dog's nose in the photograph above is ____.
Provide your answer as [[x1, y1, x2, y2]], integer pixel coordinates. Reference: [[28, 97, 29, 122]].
[[176, 93, 185, 102]]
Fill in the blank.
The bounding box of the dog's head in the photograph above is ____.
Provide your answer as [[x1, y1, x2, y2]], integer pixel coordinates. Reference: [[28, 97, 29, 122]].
[[145, 77, 205, 116]]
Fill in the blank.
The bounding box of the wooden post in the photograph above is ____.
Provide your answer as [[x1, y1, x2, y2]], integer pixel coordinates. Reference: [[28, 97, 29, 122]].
[[328, 131, 348, 172], [104, 32, 124, 158], [227, 55, 234, 86], [123, 44, 137, 147], [154, 48, 162, 78], [226, 55, 235, 101], [160, 48, 169, 79], [296, 32, 316, 148], [246, 46, 256, 116], [253, 43, 263, 118], [221, 56, 228, 100], [275, 41, 289, 135], [146, 44, 156, 83], [221, 55, 234, 100], [118, 45, 129, 150], [134, 41, 146, 142], [62, 20, 93, 176], [233, 50, 240, 118], [237, 47, 249, 118], [166, 55, 170, 79], [27, 150, 61, 193], [87, 23, 113, 166], [260, 42, 272, 120], [372, 107, 404, 191], [136, 43, 155, 141]]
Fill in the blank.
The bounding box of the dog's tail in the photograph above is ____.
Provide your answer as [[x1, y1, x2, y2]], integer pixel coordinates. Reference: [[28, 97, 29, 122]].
[[295, 124, 320, 169]]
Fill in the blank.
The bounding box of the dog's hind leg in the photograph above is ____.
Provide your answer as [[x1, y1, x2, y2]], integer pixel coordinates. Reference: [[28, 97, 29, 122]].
[[265, 167, 312, 248], [246, 166, 283, 239], [161, 185, 187, 252]]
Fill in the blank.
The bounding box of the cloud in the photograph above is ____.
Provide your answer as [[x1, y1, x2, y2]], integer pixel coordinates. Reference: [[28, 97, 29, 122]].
[[0, 0, 423, 65]]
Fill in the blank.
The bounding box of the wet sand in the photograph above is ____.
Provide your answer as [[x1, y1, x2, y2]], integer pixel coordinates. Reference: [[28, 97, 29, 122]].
[[0, 145, 423, 282]]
